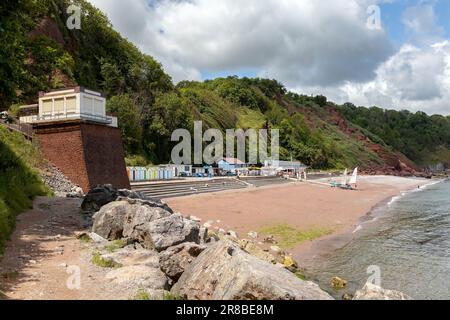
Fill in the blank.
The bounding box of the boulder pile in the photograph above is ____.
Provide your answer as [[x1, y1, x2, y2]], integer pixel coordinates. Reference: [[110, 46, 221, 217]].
[[85, 186, 334, 300], [41, 163, 83, 197]]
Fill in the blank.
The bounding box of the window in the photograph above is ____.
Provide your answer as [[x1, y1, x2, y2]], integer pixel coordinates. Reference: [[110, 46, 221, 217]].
[[93, 98, 103, 115], [83, 96, 93, 114], [42, 99, 52, 114], [54, 98, 64, 113], [66, 96, 77, 113]]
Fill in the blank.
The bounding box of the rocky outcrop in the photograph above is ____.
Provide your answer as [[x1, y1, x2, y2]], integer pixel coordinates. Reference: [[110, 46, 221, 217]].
[[106, 265, 168, 291], [353, 283, 412, 300], [82, 185, 118, 212], [101, 247, 160, 268], [171, 240, 333, 300], [88, 189, 334, 300], [92, 201, 132, 240], [159, 243, 207, 282], [81, 185, 172, 213], [137, 215, 200, 252], [123, 205, 172, 240]]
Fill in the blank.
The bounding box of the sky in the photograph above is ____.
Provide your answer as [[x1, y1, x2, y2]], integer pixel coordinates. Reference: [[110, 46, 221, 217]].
[[88, 0, 450, 115]]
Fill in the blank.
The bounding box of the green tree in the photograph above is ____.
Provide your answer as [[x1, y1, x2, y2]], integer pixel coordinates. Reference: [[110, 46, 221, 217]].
[[106, 94, 142, 155]]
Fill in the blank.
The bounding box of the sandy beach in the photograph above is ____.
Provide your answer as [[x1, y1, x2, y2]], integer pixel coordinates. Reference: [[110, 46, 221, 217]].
[[166, 176, 431, 262]]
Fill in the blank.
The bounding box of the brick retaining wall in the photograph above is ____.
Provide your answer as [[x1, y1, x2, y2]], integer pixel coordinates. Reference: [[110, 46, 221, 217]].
[[34, 120, 130, 192]]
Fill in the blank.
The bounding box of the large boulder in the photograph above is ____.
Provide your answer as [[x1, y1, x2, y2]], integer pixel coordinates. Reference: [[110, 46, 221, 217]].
[[353, 283, 412, 300], [106, 265, 168, 291], [171, 240, 333, 300], [92, 201, 135, 240], [123, 205, 172, 240], [81, 185, 173, 213], [159, 243, 207, 282], [129, 214, 200, 252], [239, 239, 276, 264], [81, 185, 117, 212], [101, 247, 160, 268]]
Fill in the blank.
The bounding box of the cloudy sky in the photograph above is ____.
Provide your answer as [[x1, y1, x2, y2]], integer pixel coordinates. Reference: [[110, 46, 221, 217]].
[[89, 0, 450, 115]]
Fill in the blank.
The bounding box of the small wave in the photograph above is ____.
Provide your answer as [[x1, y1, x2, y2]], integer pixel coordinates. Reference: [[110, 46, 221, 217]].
[[388, 180, 444, 207], [388, 195, 401, 207]]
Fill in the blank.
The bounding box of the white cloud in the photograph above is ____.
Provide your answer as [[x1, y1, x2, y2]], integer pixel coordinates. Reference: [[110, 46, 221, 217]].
[[88, 0, 450, 115], [89, 0, 392, 84], [336, 41, 450, 115]]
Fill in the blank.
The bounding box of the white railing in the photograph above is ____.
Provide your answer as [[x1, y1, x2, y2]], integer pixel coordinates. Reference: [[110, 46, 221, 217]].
[[30, 113, 114, 125]]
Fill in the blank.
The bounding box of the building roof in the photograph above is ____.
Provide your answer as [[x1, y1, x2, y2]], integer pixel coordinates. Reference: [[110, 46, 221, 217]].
[[39, 86, 106, 98]]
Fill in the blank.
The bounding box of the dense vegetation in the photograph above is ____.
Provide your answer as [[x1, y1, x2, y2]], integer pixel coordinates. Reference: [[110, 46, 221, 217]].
[[1, 0, 449, 170], [338, 104, 450, 166], [0, 127, 49, 253]]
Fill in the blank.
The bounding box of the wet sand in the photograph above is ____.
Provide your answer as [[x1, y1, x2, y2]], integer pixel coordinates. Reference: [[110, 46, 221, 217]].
[[166, 176, 430, 261]]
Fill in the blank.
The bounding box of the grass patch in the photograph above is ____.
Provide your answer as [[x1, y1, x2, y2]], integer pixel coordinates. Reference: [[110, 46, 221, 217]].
[[133, 289, 183, 301], [78, 234, 91, 243], [294, 271, 306, 281], [259, 224, 333, 249], [91, 252, 121, 268], [105, 239, 127, 253], [0, 127, 49, 254]]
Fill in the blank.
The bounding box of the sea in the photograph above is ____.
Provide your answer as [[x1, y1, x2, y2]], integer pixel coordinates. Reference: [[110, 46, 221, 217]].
[[302, 179, 450, 300]]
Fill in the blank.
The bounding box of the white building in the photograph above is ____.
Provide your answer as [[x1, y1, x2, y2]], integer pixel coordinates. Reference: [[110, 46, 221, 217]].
[[262, 160, 307, 176], [19, 87, 117, 127]]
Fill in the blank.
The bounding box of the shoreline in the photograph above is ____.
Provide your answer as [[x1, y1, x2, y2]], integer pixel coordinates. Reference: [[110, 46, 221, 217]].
[[166, 175, 435, 264], [283, 177, 445, 265]]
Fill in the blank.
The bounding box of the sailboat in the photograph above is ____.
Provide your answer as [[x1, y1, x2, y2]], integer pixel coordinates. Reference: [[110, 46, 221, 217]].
[[331, 167, 358, 190], [349, 167, 358, 186], [331, 168, 347, 188], [341, 169, 349, 185], [341, 167, 358, 190]]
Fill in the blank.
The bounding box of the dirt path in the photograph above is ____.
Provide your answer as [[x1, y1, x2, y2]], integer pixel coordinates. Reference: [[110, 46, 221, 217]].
[[0, 197, 132, 300]]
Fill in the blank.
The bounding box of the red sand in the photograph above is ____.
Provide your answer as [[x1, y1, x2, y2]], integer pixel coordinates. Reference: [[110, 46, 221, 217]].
[[166, 176, 430, 259]]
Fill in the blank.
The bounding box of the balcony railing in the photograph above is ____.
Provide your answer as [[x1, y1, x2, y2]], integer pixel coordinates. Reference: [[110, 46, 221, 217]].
[[31, 112, 113, 125]]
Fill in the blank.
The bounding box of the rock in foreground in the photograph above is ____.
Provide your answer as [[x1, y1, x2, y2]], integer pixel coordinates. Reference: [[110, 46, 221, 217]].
[[353, 283, 412, 300], [106, 265, 168, 291], [92, 201, 132, 240], [171, 240, 333, 300], [135, 215, 200, 252], [159, 243, 207, 282]]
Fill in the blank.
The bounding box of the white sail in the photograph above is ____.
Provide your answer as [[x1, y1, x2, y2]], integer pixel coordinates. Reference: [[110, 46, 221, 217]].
[[349, 167, 358, 185], [341, 169, 348, 185]]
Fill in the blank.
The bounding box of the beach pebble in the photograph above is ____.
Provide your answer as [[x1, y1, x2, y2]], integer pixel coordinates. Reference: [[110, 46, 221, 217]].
[[331, 276, 348, 290], [203, 221, 214, 228], [227, 230, 238, 239], [270, 245, 282, 254], [263, 235, 277, 244], [247, 231, 258, 239], [189, 215, 202, 222]]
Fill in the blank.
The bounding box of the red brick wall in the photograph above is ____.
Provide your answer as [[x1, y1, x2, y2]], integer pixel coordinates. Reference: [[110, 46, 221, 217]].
[[34, 121, 130, 192], [35, 123, 91, 191], [80, 123, 130, 190]]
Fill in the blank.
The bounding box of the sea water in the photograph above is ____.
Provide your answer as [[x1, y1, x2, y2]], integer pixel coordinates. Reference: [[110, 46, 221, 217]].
[[303, 179, 450, 300]]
